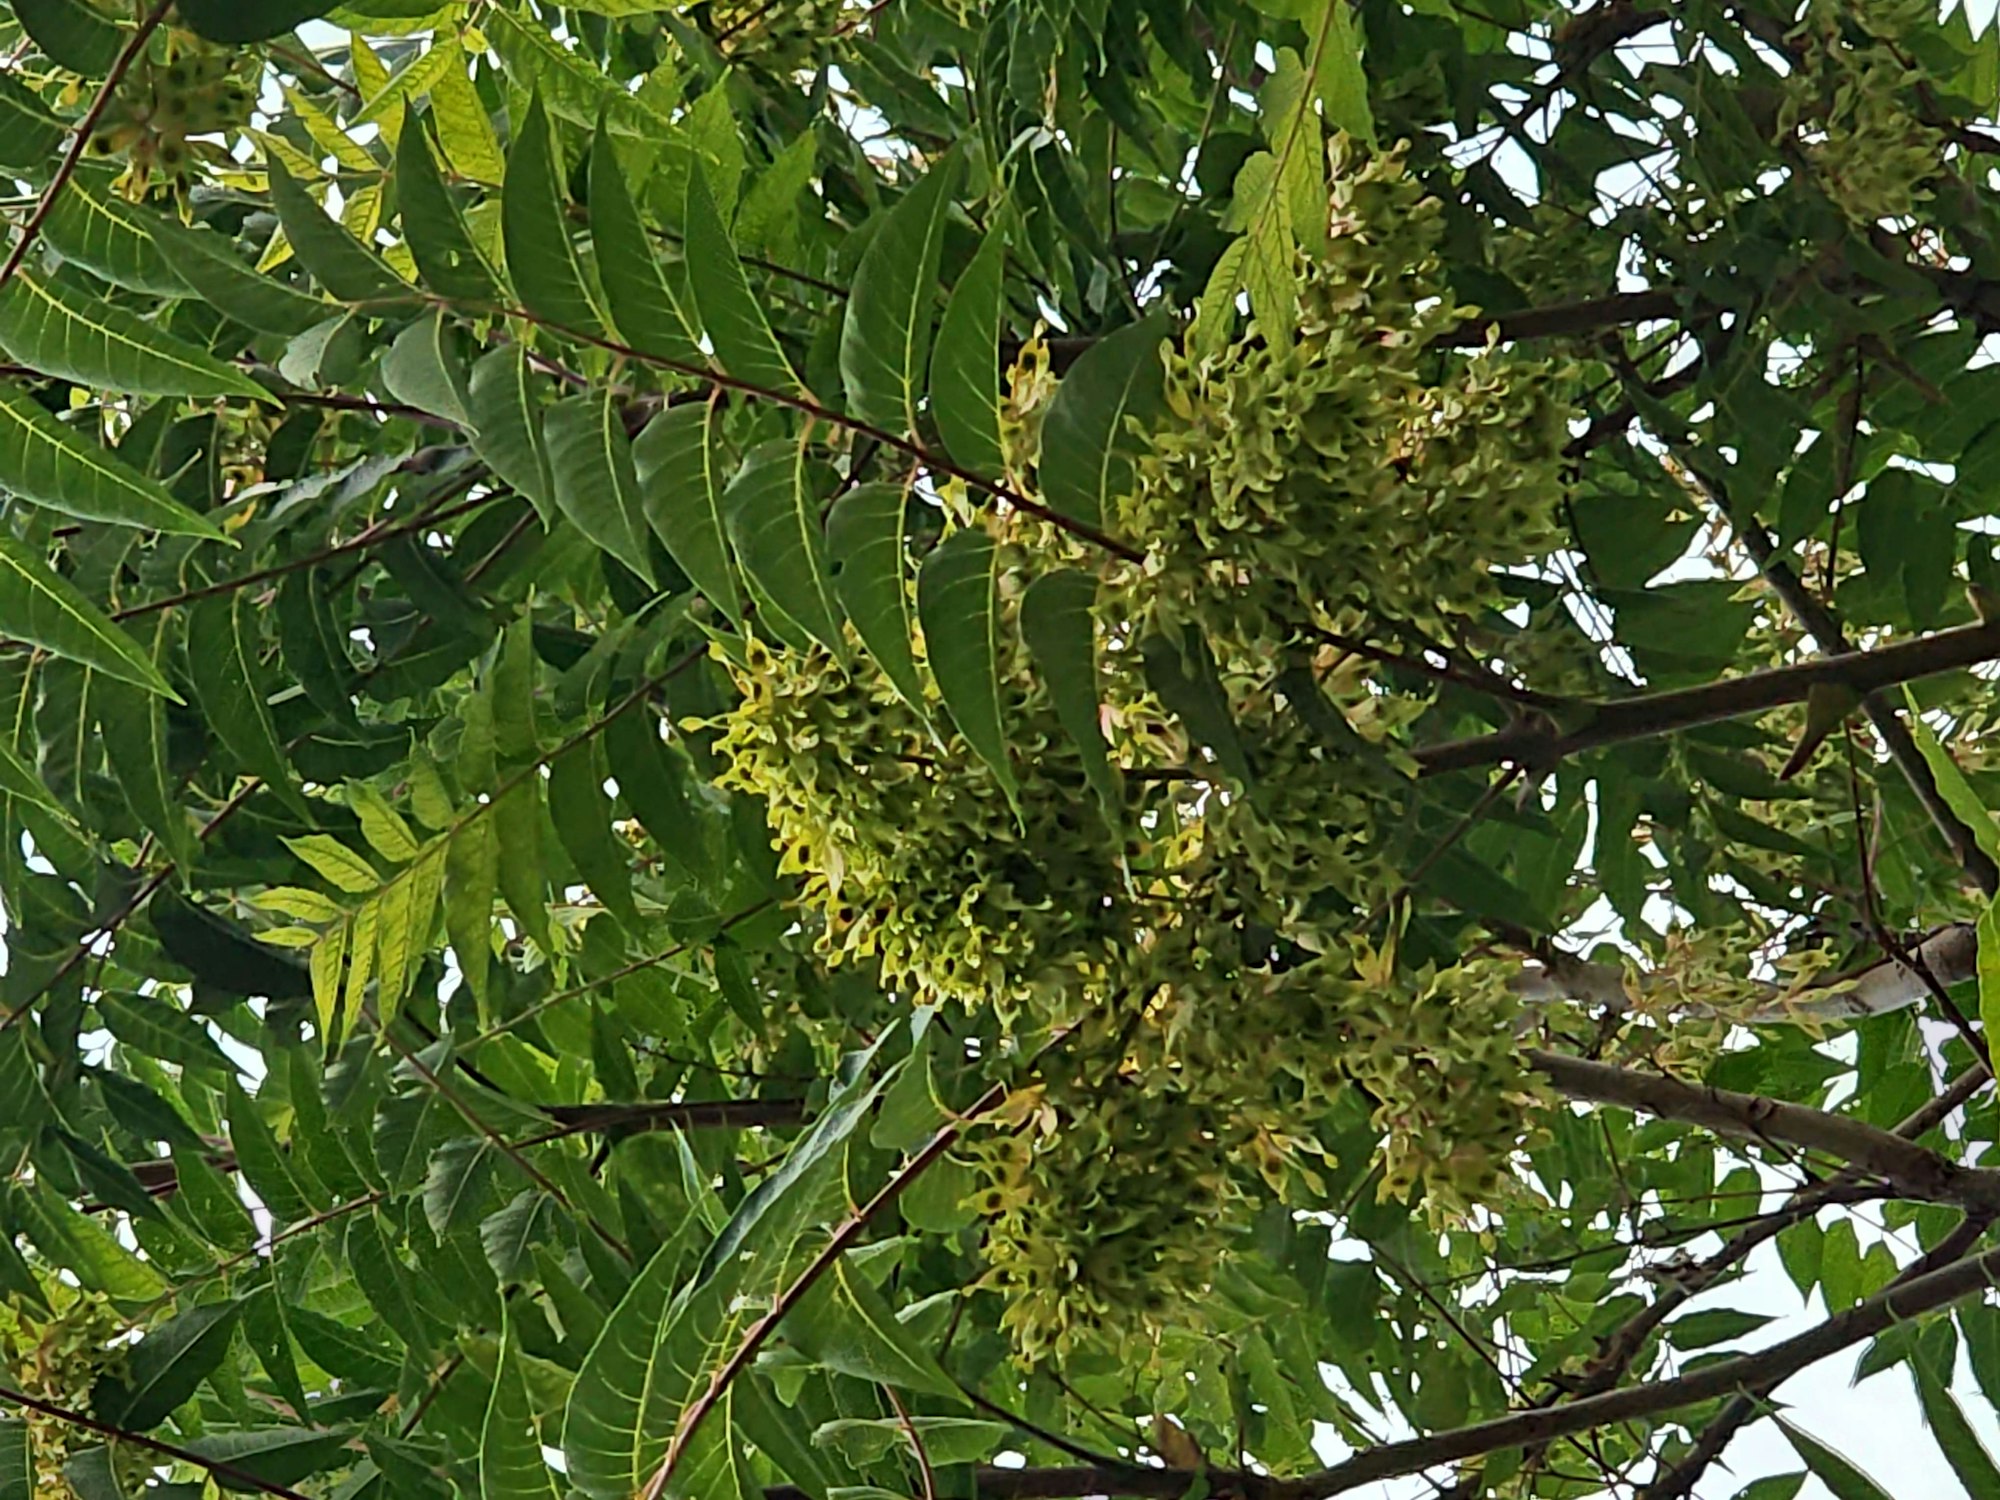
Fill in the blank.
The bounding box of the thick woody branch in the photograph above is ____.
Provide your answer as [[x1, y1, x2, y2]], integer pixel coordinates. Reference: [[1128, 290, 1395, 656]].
[[1640, 1209, 1996, 1500], [1415, 618, 2000, 775], [1293, 1237, 2000, 1496], [1526, 1049, 2000, 1210]]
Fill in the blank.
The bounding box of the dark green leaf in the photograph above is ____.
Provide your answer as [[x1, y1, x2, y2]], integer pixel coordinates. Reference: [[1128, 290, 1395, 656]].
[[930, 231, 1007, 479], [395, 108, 505, 303], [504, 92, 606, 335], [684, 161, 803, 396], [15, 0, 121, 74], [841, 152, 963, 433], [0, 382, 224, 538], [725, 439, 844, 656], [0, 272, 267, 401], [633, 401, 739, 616], [42, 173, 187, 295], [0, 534, 175, 697], [468, 346, 558, 524], [827, 480, 926, 718], [917, 527, 1016, 799], [266, 158, 411, 305], [1020, 567, 1120, 828], [546, 391, 657, 584], [592, 124, 702, 365], [188, 592, 303, 813], [94, 1302, 241, 1430], [1038, 316, 1167, 528], [147, 218, 329, 337]]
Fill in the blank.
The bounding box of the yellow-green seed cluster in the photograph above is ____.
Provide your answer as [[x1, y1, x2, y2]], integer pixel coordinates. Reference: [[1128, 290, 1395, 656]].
[[713, 149, 1576, 1356]]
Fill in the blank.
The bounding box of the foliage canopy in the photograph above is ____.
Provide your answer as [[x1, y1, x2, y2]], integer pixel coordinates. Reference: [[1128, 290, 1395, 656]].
[[7, 1, 2000, 1498]]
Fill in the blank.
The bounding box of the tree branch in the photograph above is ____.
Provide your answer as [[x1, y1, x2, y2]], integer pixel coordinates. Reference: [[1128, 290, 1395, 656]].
[[1415, 617, 2000, 775], [1291, 1236, 2000, 1496], [1639, 1209, 1996, 1500], [1526, 1050, 2000, 1210]]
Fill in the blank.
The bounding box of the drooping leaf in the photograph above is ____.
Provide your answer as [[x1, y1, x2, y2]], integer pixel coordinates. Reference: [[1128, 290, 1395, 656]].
[[1901, 686, 2000, 868], [545, 390, 658, 584], [444, 814, 497, 1015], [483, 1308, 566, 1500], [1037, 315, 1167, 529], [265, 157, 412, 305], [0, 534, 176, 697], [504, 92, 607, 335], [42, 173, 187, 295], [632, 401, 739, 617], [187, 593, 303, 812], [930, 231, 1008, 479], [0, 272, 268, 401], [97, 991, 231, 1074], [394, 107, 506, 303], [177, 1428, 352, 1491], [1020, 568, 1120, 828], [917, 527, 1016, 799], [788, 1255, 964, 1401], [827, 480, 926, 718], [381, 309, 474, 429], [0, 75, 64, 171], [93, 1302, 242, 1431], [725, 439, 844, 657], [1917, 1376, 2000, 1498], [1141, 625, 1255, 787], [591, 123, 703, 365], [684, 162, 804, 396], [1778, 1420, 1895, 1500], [548, 741, 639, 930], [840, 151, 964, 434], [100, 630, 197, 870], [468, 346, 558, 523], [0, 383, 224, 538], [146, 218, 330, 337]]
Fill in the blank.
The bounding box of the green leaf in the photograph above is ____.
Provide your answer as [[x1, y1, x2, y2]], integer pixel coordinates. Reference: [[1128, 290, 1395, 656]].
[[146, 218, 330, 337], [10, 1182, 167, 1300], [265, 157, 411, 305], [1901, 687, 2000, 868], [1142, 625, 1254, 787], [97, 991, 231, 1073], [504, 92, 606, 335], [1038, 315, 1166, 528], [685, 161, 804, 396], [548, 741, 639, 930], [94, 1302, 241, 1430], [484, 1308, 565, 1500], [395, 107, 505, 303], [430, 59, 505, 183], [374, 845, 442, 1022], [0, 1419, 30, 1500], [930, 232, 1007, 479], [1778, 1420, 1895, 1500], [227, 1080, 316, 1224], [592, 124, 703, 365], [604, 709, 710, 881], [0, 272, 267, 401], [1917, 1376, 2000, 1498], [546, 390, 658, 584], [0, 76, 63, 172], [493, 779, 553, 952], [178, 1428, 351, 1492], [789, 1255, 964, 1401], [1020, 568, 1120, 828], [1982, 901, 2000, 1076], [188, 593, 303, 812], [469, 346, 558, 523], [725, 439, 844, 657], [444, 815, 498, 1015], [0, 534, 175, 697], [841, 152, 963, 434], [917, 528, 1016, 799], [0, 383, 224, 539], [14, 0, 122, 75], [812, 1417, 1007, 1468], [310, 917, 348, 1047], [827, 481, 926, 718], [381, 309, 474, 429], [100, 640, 196, 870], [42, 173, 187, 295], [633, 401, 740, 617], [176, 0, 338, 42], [286, 833, 381, 895]]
